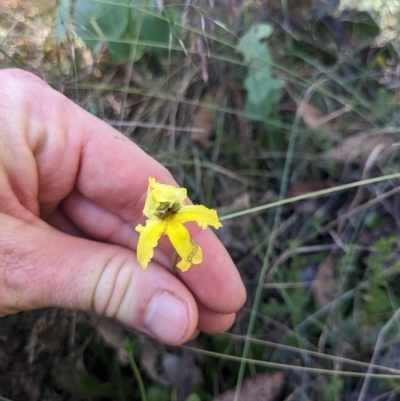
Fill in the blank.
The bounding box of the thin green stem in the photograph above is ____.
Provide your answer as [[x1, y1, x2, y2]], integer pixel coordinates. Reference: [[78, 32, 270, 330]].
[[127, 348, 147, 401], [181, 346, 400, 379], [171, 250, 178, 273], [220, 172, 400, 221]]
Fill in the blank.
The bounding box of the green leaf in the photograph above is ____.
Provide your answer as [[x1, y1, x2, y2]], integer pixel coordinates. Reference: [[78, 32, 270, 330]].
[[262, 298, 291, 318], [237, 23, 273, 65], [72, 0, 178, 63], [77, 371, 117, 398], [237, 23, 283, 112], [107, 33, 145, 64], [147, 384, 170, 401], [131, 1, 171, 50], [56, 0, 72, 44], [323, 376, 344, 401], [184, 394, 202, 401], [244, 70, 283, 114], [236, 23, 284, 151], [74, 0, 130, 40], [73, 0, 131, 56]]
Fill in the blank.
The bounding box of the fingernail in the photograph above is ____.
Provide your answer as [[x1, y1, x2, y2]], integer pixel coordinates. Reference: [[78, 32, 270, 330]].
[[144, 291, 189, 344]]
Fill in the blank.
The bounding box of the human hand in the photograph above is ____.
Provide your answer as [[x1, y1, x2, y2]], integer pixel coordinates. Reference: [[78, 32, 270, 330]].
[[0, 69, 246, 345]]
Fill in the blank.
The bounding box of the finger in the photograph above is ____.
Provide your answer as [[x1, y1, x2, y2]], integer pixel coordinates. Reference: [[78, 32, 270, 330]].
[[0, 213, 198, 345], [46, 206, 89, 238], [188, 329, 200, 341], [62, 189, 138, 245], [197, 303, 236, 334]]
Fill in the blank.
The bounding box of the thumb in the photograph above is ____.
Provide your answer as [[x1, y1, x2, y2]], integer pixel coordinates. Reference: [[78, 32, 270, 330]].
[[0, 213, 198, 345]]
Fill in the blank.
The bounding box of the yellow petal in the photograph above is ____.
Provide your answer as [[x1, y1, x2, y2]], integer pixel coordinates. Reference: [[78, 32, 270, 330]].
[[165, 218, 203, 272], [135, 218, 166, 269], [143, 178, 160, 218], [175, 205, 222, 230], [151, 180, 187, 206]]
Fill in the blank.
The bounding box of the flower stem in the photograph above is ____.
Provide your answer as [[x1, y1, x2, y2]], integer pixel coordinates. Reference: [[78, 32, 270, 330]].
[[171, 250, 178, 273], [125, 339, 147, 401]]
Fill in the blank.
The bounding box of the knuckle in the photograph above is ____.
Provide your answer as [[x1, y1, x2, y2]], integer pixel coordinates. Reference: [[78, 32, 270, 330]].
[[92, 254, 136, 318]]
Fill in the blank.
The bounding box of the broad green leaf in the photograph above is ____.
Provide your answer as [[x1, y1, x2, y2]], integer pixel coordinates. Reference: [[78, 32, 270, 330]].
[[237, 23, 282, 111], [56, 0, 72, 44], [238, 24, 273, 54], [72, 0, 178, 63], [73, 0, 131, 56], [130, 0, 175, 53], [244, 69, 283, 108], [237, 23, 273, 65], [108, 40, 145, 64], [74, 0, 130, 40], [237, 22, 283, 111], [237, 23, 284, 150], [107, 17, 145, 64]]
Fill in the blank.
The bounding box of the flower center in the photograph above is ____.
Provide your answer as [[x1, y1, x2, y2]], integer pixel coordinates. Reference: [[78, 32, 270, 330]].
[[155, 201, 180, 219]]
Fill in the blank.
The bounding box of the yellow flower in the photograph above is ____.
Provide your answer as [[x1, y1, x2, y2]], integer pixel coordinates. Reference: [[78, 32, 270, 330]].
[[135, 177, 222, 271]]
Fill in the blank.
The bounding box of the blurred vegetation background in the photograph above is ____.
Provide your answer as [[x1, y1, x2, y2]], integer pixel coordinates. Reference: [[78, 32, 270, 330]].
[[1, 0, 400, 400]]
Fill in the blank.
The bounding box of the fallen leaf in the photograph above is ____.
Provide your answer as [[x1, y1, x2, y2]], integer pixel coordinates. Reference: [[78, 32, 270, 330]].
[[92, 317, 129, 365], [213, 371, 284, 401], [106, 93, 122, 115], [217, 192, 251, 215], [228, 80, 251, 151], [287, 181, 336, 215], [311, 254, 335, 306], [141, 337, 203, 389], [234, 192, 251, 209], [287, 181, 336, 198], [297, 102, 349, 136], [190, 95, 214, 147], [323, 132, 395, 164], [300, 103, 326, 129], [141, 338, 171, 385]]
